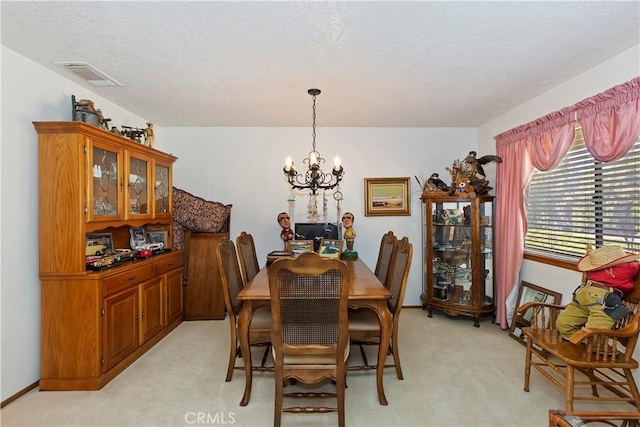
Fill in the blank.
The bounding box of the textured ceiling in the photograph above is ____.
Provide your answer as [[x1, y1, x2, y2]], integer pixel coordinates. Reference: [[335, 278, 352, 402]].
[[2, 1, 639, 127]]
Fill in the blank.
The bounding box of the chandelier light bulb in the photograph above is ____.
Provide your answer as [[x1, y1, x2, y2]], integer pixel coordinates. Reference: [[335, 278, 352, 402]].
[[309, 152, 318, 166], [285, 156, 293, 172]]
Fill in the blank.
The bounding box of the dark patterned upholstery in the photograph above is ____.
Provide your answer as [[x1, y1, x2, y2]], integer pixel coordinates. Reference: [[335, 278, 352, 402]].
[[172, 187, 231, 249]]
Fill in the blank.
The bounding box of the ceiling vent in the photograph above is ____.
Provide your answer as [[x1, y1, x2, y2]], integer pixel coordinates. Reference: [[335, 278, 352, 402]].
[[54, 62, 123, 87]]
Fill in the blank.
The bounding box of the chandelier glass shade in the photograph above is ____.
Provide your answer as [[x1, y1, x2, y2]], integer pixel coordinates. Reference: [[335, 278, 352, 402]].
[[283, 89, 344, 196]]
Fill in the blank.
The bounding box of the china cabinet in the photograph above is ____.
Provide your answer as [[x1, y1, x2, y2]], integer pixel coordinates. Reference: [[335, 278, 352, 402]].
[[420, 195, 495, 327], [35, 121, 183, 390]]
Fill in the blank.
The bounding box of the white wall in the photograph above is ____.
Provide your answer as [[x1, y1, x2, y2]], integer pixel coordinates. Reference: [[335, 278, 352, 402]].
[[477, 44, 640, 303], [0, 47, 148, 402], [161, 125, 477, 305]]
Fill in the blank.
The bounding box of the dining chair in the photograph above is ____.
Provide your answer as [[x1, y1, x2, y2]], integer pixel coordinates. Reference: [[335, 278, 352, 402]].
[[215, 238, 272, 382], [374, 231, 397, 284], [348, 236, 413, 380], [268, 252, 351, 427], [236, 231, 260, 284]]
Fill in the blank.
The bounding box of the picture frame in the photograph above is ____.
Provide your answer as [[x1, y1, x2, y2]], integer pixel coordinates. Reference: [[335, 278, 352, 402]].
[[364, 177, 411, 216], [287, 240, 314, 254], [85, 232, 114, 257], [129, 227, 146, 249], [318, 239, 343, 259], [509, 281, 562, 347], [146, 231, 168, 247]]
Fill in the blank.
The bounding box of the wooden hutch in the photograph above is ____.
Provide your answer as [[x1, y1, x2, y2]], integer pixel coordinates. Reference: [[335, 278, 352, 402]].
[[36, 121, 183, 390]]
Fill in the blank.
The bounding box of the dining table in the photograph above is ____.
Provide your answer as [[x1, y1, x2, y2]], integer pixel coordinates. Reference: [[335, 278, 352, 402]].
[[236, 256, 393, 406]]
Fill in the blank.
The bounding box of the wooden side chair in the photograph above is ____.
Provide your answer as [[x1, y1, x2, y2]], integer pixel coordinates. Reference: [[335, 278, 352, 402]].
[[216, 238, 272, 382], [374, 231, 397, 284], [268, 252, 351, 427], [348, 236, 413, 380], [520, 263, 640, 411], [236, 231, 260, 284]]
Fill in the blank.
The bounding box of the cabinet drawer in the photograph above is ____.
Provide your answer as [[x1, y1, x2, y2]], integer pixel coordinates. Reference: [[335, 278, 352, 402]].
[[154, 252, 183, 275], [104, 264, 155, 296]]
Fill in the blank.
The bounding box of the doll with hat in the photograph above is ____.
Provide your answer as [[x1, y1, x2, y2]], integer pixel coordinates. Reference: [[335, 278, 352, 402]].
[[556, 245, 639, 340]]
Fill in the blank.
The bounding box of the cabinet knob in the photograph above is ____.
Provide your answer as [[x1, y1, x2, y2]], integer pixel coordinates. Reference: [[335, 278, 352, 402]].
[[128, 276, 136, 281], [141, 309, 145, 320], [168, 262, 173, 266]]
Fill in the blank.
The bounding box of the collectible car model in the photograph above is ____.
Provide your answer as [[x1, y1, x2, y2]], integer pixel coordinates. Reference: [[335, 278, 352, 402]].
[[115, 248, 138, 261], [137, 248, 153, 258], [85, 240, 108, 256], [146, 242, 164, 252], [88, 254, 117, 268]]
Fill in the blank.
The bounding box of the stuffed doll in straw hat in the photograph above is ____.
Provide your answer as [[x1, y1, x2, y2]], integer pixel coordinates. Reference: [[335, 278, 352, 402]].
[[556, 245, 639, 340]]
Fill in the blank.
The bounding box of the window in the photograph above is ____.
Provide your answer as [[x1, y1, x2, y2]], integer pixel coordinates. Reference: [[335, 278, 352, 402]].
[[524, 127, 640, 258]]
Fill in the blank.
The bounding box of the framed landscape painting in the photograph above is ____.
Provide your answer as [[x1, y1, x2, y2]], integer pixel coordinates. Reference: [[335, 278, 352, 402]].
[[364, 177, 411, 216]]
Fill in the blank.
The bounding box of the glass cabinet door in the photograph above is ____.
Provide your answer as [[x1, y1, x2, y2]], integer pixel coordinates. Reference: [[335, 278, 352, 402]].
[[153, 160, 172, 218], [126, 153, 151, 219], [479, 199, 494, 307], [431, 201, 473, 305], [88, 142, 123, 221]]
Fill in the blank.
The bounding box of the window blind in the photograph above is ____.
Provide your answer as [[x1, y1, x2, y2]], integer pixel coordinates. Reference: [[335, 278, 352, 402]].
[[524, 128, 640, 257]]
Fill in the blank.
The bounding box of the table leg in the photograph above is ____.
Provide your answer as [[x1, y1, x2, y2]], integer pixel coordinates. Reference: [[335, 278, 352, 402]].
[[238, 302, 253, 406], [376, 301, 391, 406]]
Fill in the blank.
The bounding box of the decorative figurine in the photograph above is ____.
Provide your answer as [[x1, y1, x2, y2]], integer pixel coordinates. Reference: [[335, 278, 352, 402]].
[[463, 151, 502, 178], [341, 212, 358, 259], [278, 212, 294, 250], [144, 122, 155, 148]]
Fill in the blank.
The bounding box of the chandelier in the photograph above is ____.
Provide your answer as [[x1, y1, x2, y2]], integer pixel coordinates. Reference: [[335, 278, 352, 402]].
[[283, 89, 344, 196]]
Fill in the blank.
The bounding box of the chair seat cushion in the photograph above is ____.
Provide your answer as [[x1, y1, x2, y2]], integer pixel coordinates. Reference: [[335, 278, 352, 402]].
[[348, 309, 380, 332], [249, 305, 272, 336]]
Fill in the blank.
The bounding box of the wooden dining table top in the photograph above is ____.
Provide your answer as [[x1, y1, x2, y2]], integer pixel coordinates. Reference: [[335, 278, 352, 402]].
[[238, 257, 391, 301]]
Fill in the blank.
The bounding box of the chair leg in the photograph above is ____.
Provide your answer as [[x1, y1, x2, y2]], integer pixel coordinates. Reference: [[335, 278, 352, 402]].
[[338, 368, 346, 427], [566, 365, 575, 412], [261, 344, 271, 368], [274, 368, 283, 427], [586, 368, 599, 397], [524, 342, 532, 392], [624, 368, 640, 411], [359, 344, 369, 367], [391, 332, 403, 380], [225, 327, 238, 382]]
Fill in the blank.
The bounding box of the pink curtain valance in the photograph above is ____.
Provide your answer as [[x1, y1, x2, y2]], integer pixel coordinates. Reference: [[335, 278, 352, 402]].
[[495, 107, 574, 148], [574, 77, 640, 162]]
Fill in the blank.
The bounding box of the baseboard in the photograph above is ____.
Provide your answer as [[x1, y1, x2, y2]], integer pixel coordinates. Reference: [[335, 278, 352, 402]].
[[1, 380, 39, 408]]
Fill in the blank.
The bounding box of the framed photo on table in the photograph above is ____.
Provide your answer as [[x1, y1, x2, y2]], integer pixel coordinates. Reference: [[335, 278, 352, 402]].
[[146, 231, 168, 246], [364, 177, 411, 216], [318, 239, 343, 259], [287, 240, 314, 254]]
